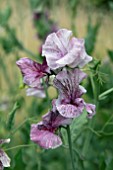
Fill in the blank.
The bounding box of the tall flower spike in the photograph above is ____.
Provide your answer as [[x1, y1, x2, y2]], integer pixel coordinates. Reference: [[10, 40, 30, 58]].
[[16, 58, 50, 98], [54, 68, 96, 118], [42, 28, 92, 70]]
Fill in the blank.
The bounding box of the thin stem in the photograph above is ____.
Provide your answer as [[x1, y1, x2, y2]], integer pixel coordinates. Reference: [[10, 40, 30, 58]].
[[4, 144, 35, 151], [66, 125, 75, 170], [42, 78, 51, 109], [82, 73, 99, 157], [99, 87, 113, 100], [100, 115, 113, 132]]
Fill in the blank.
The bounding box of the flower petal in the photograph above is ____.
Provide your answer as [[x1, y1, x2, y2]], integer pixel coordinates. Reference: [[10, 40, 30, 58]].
[[42, 110, 72, 128], [0, 150, 10, 168], [0, 139, 10, 145], [86, 104, 96, 119], [16, 58, 49, 87], [57, 103, 84, 118], [42, 29, 92, 70], [30, 124, 62, 149], [54, 69, 87, 101], [26, 88, 45, 98]]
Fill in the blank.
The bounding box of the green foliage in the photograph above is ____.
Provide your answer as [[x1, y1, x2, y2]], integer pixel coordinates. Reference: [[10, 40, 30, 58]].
[[6, 102, 20, 130], [71, 110, 88, 142], [91, 0, 113, 10], [108, 50, 113, 62], [0, 7, 12, 27], [85, 17, 100, 55], [13, 150, 26, 170]]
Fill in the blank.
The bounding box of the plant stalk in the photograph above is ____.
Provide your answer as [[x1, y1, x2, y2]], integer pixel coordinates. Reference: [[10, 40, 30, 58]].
[[67, 125, 75, 170]]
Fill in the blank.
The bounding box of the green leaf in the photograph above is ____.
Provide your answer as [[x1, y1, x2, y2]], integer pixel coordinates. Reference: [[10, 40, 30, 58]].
[[106, 159, 113, 170], [71, 110, 88, 141], [6, 102, 20, 130], [108, 50, 113, 62], [0, 7, 12, 27], [13, 150, 26, 170], [85, 17, 100, 55], [99, 87, 113, 100]]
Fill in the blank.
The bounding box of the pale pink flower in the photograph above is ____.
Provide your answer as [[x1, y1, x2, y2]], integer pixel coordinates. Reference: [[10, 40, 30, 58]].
[[42, 28, 92, 70], [30, 110, 71, 149], [0, 139, 11, 170], [54, 68, 96, 118]]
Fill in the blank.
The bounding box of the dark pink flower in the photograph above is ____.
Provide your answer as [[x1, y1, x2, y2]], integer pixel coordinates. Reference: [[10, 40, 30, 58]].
[[54, 68, 96, 118], [42, 29, 92, 70], [30, 110, 71, 149], [0, 139, 10, 169], [16, 58, 50, 98]]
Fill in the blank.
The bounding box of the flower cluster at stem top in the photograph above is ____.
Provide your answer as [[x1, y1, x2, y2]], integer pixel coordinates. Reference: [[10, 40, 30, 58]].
[[16, 28, 96, 149]]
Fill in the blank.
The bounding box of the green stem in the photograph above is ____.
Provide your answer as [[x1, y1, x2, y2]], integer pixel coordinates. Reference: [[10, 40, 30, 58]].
[[99, 87, 113, 100], [0, 55, 13, 91], [82, 73, 98, 157], [42, 78, 51, 109], [4, 144, 35, 151], [66, 125, 75, 170]]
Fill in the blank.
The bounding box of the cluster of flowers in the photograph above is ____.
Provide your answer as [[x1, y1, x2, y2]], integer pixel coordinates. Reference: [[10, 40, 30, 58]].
[[0, 139, 10, 170], [16, 29, 96, 149]]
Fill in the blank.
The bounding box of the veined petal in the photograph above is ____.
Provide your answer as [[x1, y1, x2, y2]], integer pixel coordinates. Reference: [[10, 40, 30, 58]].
[[78, 54, 92, 68], [30, 124, 62, 149], [0, 150, 10, 168], [16, 58, 49, 87], [42, 28, 92, 70], [86, 104, 96, 119], [42, 110, 72, 128], [56, 29, 72, 49], [26, 88, 46, 98], [57, 104, 84, 118]]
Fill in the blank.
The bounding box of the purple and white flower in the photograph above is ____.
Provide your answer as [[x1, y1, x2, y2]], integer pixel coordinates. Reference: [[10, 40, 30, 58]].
[[0, 139, 11, 170], [16, 58, 50, 98], [30, 109, 71, 149], [42, 28, 92, 70], [54, 68, 96, 118]]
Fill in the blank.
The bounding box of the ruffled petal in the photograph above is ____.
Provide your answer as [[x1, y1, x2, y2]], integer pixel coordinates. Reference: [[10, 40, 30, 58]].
[[42, 29, 92, 70], [0, 150, 10, 168], [26, 88, 45, 98], [16, 58, 49, 87], [56, 103, 84, 118], [86, 104, 96, 119], [30, 124, 62, 149], [42, 110, 72, 128]]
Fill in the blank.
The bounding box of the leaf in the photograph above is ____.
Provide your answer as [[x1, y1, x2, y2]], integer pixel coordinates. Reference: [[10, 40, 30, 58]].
[[106, 159, 113, 170], [6, 102, 20, 130], [13, 150, 26, 170], [99, 88, 113, 100], [0, 7, 12, 27], [71, 110, 88, 142], [85, 17, 100, 55], [108, 50, 113, 62]]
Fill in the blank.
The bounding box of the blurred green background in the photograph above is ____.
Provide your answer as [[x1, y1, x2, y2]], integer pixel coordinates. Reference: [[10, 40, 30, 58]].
[[1, 0, 113, 170]]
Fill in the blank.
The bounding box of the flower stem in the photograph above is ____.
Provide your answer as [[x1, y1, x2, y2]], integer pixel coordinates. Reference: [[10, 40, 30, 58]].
[[4, 144, 35, 151], [66, 125, 75, 170]]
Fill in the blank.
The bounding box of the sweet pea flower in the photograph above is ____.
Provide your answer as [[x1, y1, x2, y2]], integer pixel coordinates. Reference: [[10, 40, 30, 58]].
[[42, 28, 92, 70], [16, 58, 50, 98], [30, 108, 71, 149], [53, 68, 96, 118], [0, 139, 11, 170]]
